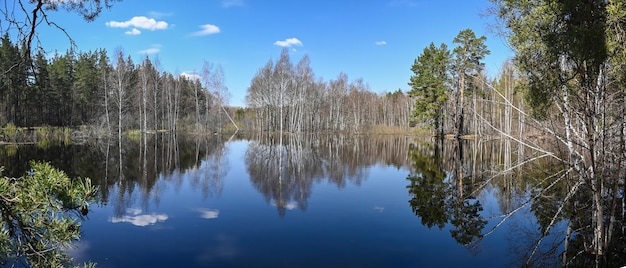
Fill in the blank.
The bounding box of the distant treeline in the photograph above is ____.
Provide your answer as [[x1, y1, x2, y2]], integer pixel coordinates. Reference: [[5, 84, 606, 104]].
[[0, 34, 227, 134], [243, 49, 412, 133]]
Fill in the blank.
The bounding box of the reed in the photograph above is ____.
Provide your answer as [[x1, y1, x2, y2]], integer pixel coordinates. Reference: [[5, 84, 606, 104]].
[[3, 123, 17, 141]]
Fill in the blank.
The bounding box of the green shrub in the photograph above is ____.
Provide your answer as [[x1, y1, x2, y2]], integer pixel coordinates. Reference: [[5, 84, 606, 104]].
[[36, 125, 51, 139], [3, 123, 17, 141]]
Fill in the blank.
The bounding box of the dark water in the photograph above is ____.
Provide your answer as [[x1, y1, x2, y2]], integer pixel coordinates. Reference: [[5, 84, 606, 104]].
[[0, 134, 609, 267]]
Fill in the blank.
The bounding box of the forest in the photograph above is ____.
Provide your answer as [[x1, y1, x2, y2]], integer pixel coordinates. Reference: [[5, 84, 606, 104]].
[[2, 0, 626, 266], [0, 33, 415, 136], [0, 34, 231, 135], [0, 29, 524, 138], [403, 0, 626, 266], [244, 49, 411, 133]]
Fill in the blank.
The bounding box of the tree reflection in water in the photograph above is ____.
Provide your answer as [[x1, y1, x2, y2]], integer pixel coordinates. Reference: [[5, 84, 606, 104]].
[[96, 134, 231, 218], [406, 140, 486, 247], [245, 133, 413, 216], [5, 133, 624, 266], [0, 133, 231, 219], [406, 138, 626, 267]]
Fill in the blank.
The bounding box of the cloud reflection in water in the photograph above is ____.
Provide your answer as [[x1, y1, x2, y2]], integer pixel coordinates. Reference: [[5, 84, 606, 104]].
[[197, 208, 220, 219], [270, 200, 298, 210], [110, 208, 168, 227]]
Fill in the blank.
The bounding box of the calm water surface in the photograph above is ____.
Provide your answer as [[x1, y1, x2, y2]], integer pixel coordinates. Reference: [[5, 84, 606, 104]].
[[0, 134, 561, 267]]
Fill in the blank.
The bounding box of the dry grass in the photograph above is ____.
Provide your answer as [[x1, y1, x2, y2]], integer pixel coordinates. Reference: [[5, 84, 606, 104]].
[[364, 125, 431, 136]]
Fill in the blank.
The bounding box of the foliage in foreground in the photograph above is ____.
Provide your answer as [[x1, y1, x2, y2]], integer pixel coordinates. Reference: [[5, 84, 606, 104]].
[[0, 161, 98, 267]]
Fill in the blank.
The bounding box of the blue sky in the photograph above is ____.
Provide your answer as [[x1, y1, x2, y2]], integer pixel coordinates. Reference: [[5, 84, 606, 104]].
[[34, 0, 512, 107]]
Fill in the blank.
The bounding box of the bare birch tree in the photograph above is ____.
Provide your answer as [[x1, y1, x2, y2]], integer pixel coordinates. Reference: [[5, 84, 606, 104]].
[[110, 48, 134, 138]]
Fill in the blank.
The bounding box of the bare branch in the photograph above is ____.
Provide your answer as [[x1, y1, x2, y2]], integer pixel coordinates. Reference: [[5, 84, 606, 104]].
[[479, 168, 572, 240], [526, 176, 585, 265]]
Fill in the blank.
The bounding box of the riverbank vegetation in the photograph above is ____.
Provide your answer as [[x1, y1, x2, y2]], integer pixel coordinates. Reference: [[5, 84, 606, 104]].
[[1, 34, 415, 137], [404, 1, 626, 266], [1, 36, 231, 136], [2, 0, 626, 266]]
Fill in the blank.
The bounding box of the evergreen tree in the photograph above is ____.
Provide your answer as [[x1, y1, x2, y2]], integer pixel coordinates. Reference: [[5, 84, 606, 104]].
[[32, 50, 51, 125], [48, 52, 76, 126], [74, 51, 100, 124], [451, 29, 489, 137], [0, 34, 28, 125], [408, 42, 451, 137]]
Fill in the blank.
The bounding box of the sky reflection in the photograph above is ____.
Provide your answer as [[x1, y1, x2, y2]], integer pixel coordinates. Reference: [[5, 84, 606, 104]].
[[24, 135, 572, 267], [109, 208, 169, 227], [197, 208, 220, 219]]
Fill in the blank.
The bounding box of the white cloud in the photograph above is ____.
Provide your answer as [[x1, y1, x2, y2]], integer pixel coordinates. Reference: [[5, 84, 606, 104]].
[[193, 24, 221, 36], [375, 41, 387, 45], [197, 208, 220, 219], [222, 0, 244, 8], [125, 28, 141, 35], [181, 72, 202, 81], [274, 38, 303, 47], [111, 214, 168, 226], [139, 44, 161, 55], [106, 16, 168, 31], [109, 208, 168, 227]]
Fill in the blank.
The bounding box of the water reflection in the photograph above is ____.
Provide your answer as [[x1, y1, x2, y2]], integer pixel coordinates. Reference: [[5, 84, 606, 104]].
[[6, 133, 625, 266], [196, 208, 220, 219], [407, 138, 626, 267], [0, 133, 413, 218], [110, 208, 169, 227], [113, 134, 230, 218], [406, 140, 486, 246], [0, 133, 230, 218], [245, 133, 413, 216]]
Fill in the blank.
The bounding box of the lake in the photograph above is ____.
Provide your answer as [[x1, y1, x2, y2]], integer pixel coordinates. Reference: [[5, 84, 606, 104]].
[[0, 133, 609, 267]]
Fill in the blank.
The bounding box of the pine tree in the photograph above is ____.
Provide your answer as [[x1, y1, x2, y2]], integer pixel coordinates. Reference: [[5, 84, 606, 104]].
[[408, 42, 451, 138], [451, 29, 489, 137], [0, 162, 98, 267]]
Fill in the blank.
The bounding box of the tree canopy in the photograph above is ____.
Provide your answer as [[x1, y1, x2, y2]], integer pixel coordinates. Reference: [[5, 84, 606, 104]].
[[245, 48, 412, 133], [489, 0, 625, 262], [408, 42, 450, 137], [407, 29, 489, 137], [1, 0, 119, 60]]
